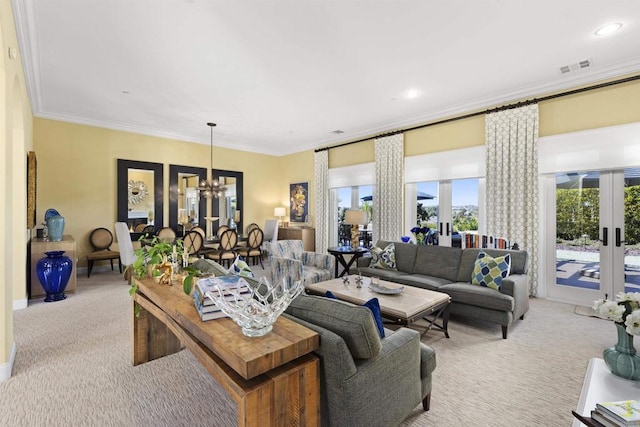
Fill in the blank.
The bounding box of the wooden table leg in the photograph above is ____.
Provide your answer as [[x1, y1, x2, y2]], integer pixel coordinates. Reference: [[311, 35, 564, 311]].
[[132, 296, 182, 365]]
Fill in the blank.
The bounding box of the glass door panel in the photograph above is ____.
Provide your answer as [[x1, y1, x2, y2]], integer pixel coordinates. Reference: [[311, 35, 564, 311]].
[[451, 178, 479, 248], [554, 171, 603, 296], [623, 168, 640, 293]]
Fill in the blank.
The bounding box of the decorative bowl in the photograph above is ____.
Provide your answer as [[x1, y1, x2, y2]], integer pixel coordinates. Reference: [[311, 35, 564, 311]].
[[205, 276, 303, 337]]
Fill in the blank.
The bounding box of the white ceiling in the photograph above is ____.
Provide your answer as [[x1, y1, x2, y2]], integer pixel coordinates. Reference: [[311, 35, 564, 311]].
[[12, 0, 640, 156]]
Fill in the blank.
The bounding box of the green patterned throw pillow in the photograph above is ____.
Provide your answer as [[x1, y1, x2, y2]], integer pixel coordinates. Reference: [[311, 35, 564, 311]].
[[471, 251, 511, 290], [370, 243, 396, 270]]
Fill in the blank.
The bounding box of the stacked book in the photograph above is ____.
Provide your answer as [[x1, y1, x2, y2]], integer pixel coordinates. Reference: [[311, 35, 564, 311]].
[[590, 400, 640, 427], [193, 275, 251, 321]]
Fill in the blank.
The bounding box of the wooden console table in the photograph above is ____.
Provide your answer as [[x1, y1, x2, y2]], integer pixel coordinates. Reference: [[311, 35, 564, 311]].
[[132, 277, 320, 426]]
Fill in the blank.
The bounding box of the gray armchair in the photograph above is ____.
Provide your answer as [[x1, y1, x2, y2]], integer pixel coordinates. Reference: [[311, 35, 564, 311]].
[[270, 240, 334, 286], [284, 294, 435, 427]]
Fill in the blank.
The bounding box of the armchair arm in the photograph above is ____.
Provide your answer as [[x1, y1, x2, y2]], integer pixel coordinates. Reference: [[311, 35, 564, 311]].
[[301, 251, 335, 273], [501, 273, 529, 319]]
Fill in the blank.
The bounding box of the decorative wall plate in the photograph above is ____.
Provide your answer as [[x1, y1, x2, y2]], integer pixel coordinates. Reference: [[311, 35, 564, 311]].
[[128, 180, 148, 205]]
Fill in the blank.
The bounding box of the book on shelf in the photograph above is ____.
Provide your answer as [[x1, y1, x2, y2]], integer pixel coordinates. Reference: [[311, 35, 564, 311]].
[[592, 410, 626, 427], [595, 400, 640, 427]]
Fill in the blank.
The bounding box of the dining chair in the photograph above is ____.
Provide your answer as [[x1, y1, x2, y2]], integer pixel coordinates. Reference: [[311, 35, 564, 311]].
[[86, 227, 121, 278], [142, 225, 155, 236], [114, 222, 138, 283], [157, 227, 176, 243], [134, 223, 147, 232], [205, 228, 238, 267], [236, 227, 264, 268], [217, 225, 230, 238], [246, 223, 260, 233], [192, 226, 206, 239], [262, 219, 279, 259], [182, 230, 204, 263]]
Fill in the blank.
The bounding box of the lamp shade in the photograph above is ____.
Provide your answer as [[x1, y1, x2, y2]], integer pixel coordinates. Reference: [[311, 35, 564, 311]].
[[274, 207, 286, 217], [344, 209, 367, 225]]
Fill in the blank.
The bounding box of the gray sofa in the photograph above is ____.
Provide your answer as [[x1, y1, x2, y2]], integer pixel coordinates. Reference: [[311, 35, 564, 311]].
[[353, 240, 530, 339], [284, 294, 435, 427]]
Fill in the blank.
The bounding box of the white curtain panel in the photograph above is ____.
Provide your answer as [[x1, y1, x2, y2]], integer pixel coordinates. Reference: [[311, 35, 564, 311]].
[[485, 104, 539, 296], [314, 150, 329, 253], [373, 133, 404, 243]]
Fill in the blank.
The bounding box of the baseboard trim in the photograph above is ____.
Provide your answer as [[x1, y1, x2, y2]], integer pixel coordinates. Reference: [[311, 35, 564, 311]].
[[0, 342, 16, 381], [13, 299, 28, 310]]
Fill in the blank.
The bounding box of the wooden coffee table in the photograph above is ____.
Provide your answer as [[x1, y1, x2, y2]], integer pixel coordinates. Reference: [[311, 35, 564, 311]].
[[306, 277, 451, 338]]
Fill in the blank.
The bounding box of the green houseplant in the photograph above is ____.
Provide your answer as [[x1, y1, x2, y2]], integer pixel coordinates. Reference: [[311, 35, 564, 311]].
[[128, 236, 201, 316]]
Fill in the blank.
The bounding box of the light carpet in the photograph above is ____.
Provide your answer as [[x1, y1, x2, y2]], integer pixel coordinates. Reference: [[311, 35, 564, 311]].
[[1, 265, 620, 427]]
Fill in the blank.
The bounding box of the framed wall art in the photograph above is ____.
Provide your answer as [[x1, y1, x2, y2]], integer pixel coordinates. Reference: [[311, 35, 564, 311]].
[[289, 182, 308, 223], [27, 151, 37, 229]]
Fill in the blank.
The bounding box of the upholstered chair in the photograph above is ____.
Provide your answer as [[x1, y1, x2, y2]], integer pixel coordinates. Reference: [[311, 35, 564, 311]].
[[284, 294, 436, 426], [269, 240, 334, 286]]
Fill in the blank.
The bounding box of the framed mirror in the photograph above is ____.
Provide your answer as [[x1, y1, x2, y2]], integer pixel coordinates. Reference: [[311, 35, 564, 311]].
[[169, 164, 207, 236], [117, 159, 163, 236], [212, 169, 243, 235]]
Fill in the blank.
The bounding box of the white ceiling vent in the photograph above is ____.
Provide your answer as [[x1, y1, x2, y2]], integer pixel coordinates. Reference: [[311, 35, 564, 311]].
[[332, 130, 345, 134], [560, 58, 593, 74]]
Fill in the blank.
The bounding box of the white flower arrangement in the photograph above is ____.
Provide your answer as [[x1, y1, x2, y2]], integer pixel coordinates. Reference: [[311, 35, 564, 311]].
[[593, 292, 640, 336]]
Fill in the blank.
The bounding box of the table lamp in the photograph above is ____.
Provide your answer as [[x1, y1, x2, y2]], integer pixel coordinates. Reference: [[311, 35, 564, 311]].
[[274, 207, 286, 225], [344, 209, 368, 248]]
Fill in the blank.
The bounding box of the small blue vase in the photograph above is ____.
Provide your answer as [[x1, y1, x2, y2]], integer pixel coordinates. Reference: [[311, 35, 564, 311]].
[[36, 251, 72, 302], [46, 215, 65, 242], [603, 323, 640, 380]]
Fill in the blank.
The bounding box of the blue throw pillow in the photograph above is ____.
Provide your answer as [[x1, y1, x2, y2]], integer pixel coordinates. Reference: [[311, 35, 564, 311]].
[[325, 290, 337, 299], [362, 298, 385, 338]]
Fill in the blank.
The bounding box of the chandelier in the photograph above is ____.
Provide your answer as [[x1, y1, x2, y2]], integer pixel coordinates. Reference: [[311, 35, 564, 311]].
[[198, 122, 227, 199]]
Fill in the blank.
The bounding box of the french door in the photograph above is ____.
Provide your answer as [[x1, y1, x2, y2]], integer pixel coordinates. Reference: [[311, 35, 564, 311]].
[[546, 168, 640, 306], [407, 178, 480, 247]]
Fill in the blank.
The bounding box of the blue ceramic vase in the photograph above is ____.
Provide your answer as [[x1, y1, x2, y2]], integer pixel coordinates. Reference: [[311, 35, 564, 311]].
[[603, 323, 640, 380], [46, 215, 65, 242], [36, 251, 72, 302]]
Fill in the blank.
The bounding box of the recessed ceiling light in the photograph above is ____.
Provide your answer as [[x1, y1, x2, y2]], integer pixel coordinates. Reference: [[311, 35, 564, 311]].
[[595, 23, 622, 36], [404, 89, 421, 99]]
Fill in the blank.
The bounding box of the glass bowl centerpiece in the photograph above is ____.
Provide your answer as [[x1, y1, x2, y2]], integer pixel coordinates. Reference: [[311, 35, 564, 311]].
[[205, 276, 303, 337]]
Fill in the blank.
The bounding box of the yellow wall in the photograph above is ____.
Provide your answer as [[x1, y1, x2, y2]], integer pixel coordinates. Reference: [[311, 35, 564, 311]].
[[326, 77, 640, 168], [1, 0, 34, 374], [33, 118, 285, 268]]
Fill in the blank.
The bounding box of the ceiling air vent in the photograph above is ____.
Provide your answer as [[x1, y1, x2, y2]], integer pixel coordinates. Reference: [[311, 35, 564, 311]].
[[332, 130, 344, 134], [559, 58, 593, 74]]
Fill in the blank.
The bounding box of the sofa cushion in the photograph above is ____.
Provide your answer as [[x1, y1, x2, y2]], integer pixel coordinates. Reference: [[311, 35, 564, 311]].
[[285, 294, 382, 359], [393, 274, 452, 291], [375, 240, 417, 273], [413, 245, 462, 282], [357, 267, 412, 282], [370, 243, 397, 270], [457, 248, 528, 282], [440, 282, 514, 312], [471, 251, 511, 290]]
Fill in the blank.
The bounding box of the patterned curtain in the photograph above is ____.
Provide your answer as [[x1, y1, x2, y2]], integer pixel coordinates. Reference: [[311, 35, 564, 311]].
[[314, 150, 329, 253], [373, 134, 404, 243], [485, 104, 539, 296]]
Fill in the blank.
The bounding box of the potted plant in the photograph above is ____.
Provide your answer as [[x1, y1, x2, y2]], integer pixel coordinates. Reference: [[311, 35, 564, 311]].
[[128, 236, 201, 314]]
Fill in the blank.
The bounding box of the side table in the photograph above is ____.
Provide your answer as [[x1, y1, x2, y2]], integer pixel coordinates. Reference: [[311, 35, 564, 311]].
[[572, 357, 640, 426], [327, 246, 369, 277]]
